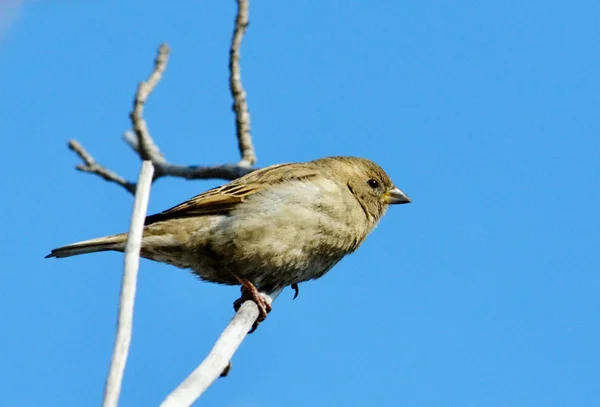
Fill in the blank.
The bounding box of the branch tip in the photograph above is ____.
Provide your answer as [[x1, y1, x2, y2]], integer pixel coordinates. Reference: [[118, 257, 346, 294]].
[[229, 0, 257, 167]]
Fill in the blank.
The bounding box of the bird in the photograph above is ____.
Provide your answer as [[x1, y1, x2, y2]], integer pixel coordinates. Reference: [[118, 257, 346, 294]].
[[46, 156, 410, 330]]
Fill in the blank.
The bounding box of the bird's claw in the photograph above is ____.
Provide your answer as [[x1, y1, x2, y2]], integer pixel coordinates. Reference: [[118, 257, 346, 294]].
[[291, 283, 299, 300], [233, 279, 272, 333]]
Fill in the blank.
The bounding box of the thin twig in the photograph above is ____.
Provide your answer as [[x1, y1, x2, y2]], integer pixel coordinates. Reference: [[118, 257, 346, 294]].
[[102, 161, 155, 407], [154, 162, 255, 180], [69, 35, 260, 192], [230, 0, 256, 167], [130, 44, 170, 164], [70, 135, 256, 191], [68, 140, 136, 194], [160, 290, 282, 407]]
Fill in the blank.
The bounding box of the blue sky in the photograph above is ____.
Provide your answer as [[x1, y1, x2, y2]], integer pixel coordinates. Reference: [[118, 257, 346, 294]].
[[1, 1, 598, 406]]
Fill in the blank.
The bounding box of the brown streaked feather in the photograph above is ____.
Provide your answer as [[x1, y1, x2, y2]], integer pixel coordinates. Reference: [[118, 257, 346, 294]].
[[144, 162, 321, 225], [144, 186, 251, 224]]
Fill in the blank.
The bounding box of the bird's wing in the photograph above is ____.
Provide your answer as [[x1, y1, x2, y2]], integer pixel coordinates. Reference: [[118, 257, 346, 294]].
[[144, 162, 320, 225]]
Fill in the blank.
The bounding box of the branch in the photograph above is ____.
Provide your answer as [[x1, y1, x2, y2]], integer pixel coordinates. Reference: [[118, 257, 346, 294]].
[[62, 0, 269, 403], [68, 44, 170, 194], [122, 130, 255, 180], [130, 44, 169, 164], [230, 0, 256, 167], [69, 1, 259, 192], [68, 140, 136, 194], [160, 289, 282, 407], [102, 161, 155, 407]]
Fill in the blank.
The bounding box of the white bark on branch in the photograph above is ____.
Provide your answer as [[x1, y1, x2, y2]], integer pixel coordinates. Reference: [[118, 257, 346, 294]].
[[63, 0, 276, 404], [102, 160, 155, 407], [160, 289, 282, 407]]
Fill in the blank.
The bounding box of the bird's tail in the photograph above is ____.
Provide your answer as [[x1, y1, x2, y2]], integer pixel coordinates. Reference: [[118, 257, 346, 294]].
[[45, 234, 128, 259]]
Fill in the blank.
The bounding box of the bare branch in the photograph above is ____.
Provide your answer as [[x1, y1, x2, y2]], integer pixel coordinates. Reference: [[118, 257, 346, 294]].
[[68, 36, 260, 191], [70, 133, 255, 186], [62, 1, 276, 404], [154, 162, 255, 180], [122, 131, 141, 155], [160, 290, 282, 407], [102, 161, 155, 407], [130, 43, 170, 164], [68, 44, 169, 191], [230, 0, 256, 167], [68, 139, 136, 194]]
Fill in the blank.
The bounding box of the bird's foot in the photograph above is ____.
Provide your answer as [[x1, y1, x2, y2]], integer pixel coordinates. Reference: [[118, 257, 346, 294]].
[[232, 278, 272, 333], [291, 283, 299, 300]]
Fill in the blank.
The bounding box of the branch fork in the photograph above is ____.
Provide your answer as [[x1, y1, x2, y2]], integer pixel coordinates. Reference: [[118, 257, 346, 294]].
[[68, 1, 275, 406], [70, 1, 257, 194]]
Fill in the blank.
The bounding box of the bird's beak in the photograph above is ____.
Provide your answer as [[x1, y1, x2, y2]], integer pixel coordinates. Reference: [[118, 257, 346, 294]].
[[384, 187, 411, 205]]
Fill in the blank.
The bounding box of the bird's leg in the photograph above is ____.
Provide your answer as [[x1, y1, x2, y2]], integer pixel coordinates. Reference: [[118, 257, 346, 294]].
[[291, 283, 299, 300], [232, 276, 272, 333]]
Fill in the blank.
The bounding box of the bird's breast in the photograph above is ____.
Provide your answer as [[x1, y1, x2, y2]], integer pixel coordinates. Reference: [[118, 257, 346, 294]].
[[204, 179, 369, 286]]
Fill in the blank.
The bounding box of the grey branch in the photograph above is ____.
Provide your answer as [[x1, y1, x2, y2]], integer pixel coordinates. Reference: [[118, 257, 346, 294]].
[[230, 0, 256, 167], [68, 140, 136, 194], [102, 161, 155, 407], [130, 44, 169, 164], [121, 131, 255, 181], [160, 290, 282, 407], [68, 0, 259, 193], [64, 1, 271, 403]]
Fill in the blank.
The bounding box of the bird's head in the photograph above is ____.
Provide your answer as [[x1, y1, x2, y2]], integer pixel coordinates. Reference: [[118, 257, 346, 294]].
[[315, 156, 410, 224]]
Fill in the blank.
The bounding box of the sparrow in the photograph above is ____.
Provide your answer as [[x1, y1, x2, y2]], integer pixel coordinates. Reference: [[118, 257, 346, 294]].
[[46, 156, 411, 330]]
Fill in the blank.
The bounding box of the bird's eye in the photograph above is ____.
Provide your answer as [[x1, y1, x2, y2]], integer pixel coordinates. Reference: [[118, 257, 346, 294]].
[[367, 179, 379, 189]]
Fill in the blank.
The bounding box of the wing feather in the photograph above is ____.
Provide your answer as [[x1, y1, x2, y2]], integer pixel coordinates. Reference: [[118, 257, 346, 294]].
[[144, 162, 320, 225]]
